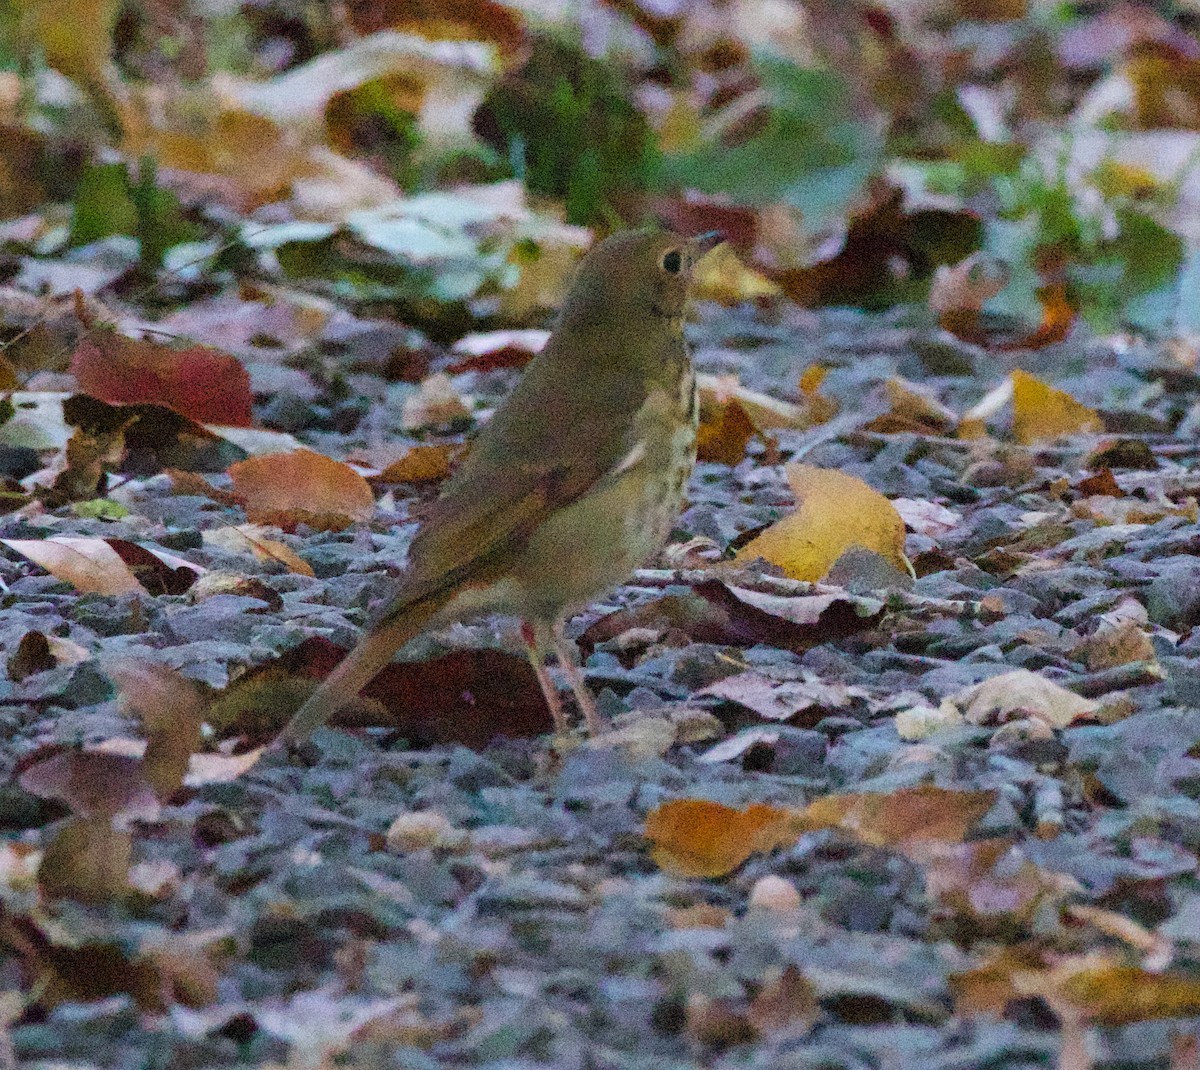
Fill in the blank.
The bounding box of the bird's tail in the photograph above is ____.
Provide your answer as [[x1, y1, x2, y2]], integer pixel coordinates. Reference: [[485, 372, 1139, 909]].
[[275, 590, 447, 747]]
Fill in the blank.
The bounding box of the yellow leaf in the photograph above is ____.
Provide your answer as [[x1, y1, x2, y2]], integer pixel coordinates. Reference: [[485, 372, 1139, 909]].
[[734, 464, 907, 582], [692, 244, 781, 305], [1011, 369, 1101, 445]]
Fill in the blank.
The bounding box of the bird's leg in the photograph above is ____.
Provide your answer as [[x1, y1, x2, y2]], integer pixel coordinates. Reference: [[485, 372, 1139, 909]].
[[551, 619, 605, 736], [520, 620, 570, 734]]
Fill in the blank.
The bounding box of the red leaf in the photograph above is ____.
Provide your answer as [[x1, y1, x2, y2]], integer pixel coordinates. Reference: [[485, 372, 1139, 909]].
[[71, 331, 254, 427]]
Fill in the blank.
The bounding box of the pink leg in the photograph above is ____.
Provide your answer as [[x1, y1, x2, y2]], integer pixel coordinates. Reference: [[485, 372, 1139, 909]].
[[521, 620, 569, 734], [552, 620, 605, 736]]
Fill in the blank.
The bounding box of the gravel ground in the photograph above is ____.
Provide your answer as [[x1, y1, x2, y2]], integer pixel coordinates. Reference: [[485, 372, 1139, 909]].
[[4, 302, 1200, 1069]]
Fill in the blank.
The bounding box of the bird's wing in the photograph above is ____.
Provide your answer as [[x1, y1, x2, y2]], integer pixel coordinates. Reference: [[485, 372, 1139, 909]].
[[375, 346, 658, 622]]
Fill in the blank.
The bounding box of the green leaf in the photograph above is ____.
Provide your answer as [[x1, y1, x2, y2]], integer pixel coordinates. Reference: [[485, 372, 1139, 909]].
[[656, 56, 881, 227], [69, 163, 137, 248]]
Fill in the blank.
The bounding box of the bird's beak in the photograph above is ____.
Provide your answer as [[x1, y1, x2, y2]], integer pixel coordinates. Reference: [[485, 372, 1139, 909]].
[[690, 231, 725, 258]]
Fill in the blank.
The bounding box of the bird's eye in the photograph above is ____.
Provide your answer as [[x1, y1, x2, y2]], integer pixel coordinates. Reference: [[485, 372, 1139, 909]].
[[661, 249, 682, 274]]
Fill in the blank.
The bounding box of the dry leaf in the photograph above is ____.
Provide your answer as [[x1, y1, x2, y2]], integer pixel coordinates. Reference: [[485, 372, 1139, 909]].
[[375, 445, 458, 484], [735, 464, 908, 582], [794, 785, 996, 851], [948, 670, 1100, 729], [1011, 369, 1102, 445], [400, 373, 472, 430], [696, 397, 757, 465], [228, 449, 375, 532], [201, 525, 315, 576], [2, 536, 143, 595], [929, 252, 1010, 317], [692, 243, 781, 304], [70, 332, 254, 428], [105, 660, 205, 799], [865, 378, 959, 436], [644, 799, 798, 878]]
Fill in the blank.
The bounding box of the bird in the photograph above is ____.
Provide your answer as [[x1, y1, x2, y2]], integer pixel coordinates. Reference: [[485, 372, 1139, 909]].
[[277, 228, 724, 746]]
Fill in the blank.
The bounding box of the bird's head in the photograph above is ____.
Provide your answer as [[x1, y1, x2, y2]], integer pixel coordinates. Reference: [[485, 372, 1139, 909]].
[[558, 229, 724, 331]]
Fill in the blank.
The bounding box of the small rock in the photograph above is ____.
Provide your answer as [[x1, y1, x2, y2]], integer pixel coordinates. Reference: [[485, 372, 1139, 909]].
[[747, 875, 801, 913]]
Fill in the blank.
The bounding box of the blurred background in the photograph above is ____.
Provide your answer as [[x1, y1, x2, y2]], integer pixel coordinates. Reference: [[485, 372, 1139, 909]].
[[3, 0, 1200, 342]]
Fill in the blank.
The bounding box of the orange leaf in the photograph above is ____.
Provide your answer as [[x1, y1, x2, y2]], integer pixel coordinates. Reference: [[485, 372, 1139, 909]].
[[376, 444, 457, 484], [644, 799, 798, 878], [696, 398, 757, 465], [228, 449, 375, 532], [795, 785, 996, 850]]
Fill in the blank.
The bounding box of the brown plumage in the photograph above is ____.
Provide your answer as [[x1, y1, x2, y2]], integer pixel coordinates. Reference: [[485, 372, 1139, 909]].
[[278, 228, 722, 745]]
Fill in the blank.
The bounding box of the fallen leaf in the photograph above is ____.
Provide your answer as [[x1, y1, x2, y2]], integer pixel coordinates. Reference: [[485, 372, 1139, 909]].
[[929, 252, 1010, 319], [699, 670, 858, 723], [18, 750, 160, 823], [208, 637, 553, 747], [892, 498, 961, 537], [201, 524, 315, 576], [70, 331, 254, 428], [374, 444, 458, 485], [865, 378, 959, 436], [948, 670, 1100, 729], [747, 965, 819, 1038], [36, 817, 133, 903], [696, 396, 758, 465], [105, 660, 205, 798], [400, 373, 472, 430], [697, 373, 812, 430], [1075, 468, 1123, 497], [1071, 620, 1156, 672], [2, 536, 142, 595], [228, 449, 375, 532], [645, 798, 798, 878], [735, 464, 908, 581], [1011, 369, 1102, 445], [693, 243, 781, 304], [795, 786, 997, 851], [447, 329, 548, 373]]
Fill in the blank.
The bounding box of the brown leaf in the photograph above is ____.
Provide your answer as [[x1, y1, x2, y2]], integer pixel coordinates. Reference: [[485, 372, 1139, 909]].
[[1075, 468, 1123, 497], [7, 631, 56, 681], [18, 750, 160, 821], [747, 966, 820, 1038], [105, 660, 205, 799], [37, 816, 132, 903], [208, 637, 554, 747], [580, 580, 884, 657], [228, 449, 375, 532], [447, 329, 548, 373], [696, 397, 757, 465]]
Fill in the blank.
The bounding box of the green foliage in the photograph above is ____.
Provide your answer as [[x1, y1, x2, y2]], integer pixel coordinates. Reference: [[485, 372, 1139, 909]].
[[987, 154, 1184, 332], [657, 56, 881, 229], [69, 158, 202, 268], [478, 33, 656, 225]]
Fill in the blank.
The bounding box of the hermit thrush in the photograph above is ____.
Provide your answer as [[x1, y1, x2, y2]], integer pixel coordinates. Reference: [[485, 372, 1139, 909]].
[[279, 229, 723, 744]]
